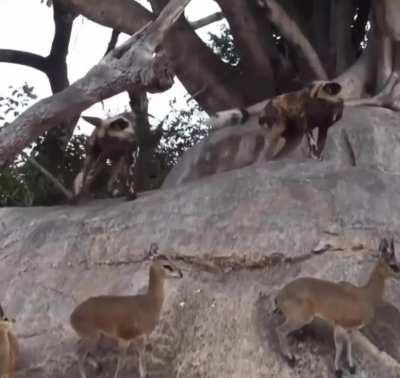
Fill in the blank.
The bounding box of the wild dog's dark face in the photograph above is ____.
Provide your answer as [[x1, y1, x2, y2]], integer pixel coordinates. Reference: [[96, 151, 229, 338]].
[[306, 81, 344, 129], [83, 114, 137, 145]]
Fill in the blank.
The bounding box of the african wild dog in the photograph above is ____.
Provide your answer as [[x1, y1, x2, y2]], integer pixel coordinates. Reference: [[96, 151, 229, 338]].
[[211, 81, 344, 159], [73, 112, 148, 202]]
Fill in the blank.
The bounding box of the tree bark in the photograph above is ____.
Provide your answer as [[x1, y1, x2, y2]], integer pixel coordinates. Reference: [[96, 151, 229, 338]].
[[0, 3, 77, 173], [216, 0, 277, 100], [257, 0, 327, 81], [0, 0, 191, 168], [58, 0, 242, 112], [344, 0, 400, 110]]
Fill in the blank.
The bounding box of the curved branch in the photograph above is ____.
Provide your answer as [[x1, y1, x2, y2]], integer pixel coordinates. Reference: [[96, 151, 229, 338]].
[[216, 0, 277, 100], [59, 0, 242, 112], [104, 29, 121, 56], [335, 44, 375, 100], [0, 0, 191, 168], [257, 0, 328, 80], [190, 11, 224, 29], [0, 49, 47, 73], [57, 0, 154, 36], [345, 71, 400, 111]]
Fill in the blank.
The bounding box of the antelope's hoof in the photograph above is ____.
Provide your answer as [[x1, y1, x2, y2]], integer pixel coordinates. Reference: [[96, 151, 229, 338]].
[[335, 369, 343, 378], [349, 365, 356, 375]]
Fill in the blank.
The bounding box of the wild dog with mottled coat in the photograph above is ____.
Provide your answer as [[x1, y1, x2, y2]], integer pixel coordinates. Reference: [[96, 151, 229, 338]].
[[73, 112, 148, 202], [211, 81, 344, 159]]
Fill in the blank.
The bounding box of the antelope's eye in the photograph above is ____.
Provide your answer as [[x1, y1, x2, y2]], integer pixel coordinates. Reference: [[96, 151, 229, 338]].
[[163, 264, 174, 272]]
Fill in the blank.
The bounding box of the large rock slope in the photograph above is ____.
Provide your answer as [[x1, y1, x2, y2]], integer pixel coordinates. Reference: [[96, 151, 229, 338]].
[[1, 108, 400, 377], [163, 107, 400, 188]]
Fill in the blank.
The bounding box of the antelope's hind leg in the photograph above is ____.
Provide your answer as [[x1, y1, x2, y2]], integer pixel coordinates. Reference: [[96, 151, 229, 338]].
[[76, 337, 101, 378], [276, 300, 314, 367], [344, 330, 355, 374]]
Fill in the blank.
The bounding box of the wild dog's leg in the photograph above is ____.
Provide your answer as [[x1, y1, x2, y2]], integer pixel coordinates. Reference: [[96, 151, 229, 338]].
[[124, 147, 140, 200], [107, 158, 125, 197], [73, 154, 105, 201], [262, 120, 287, 159], [315, 126, 328, 159], [306, 130, 318, 156]]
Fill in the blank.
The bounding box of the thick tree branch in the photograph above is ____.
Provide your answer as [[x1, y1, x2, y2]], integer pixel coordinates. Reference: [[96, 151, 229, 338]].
[[0, 0, 191, 168], [343, 1, 400, 110], [216, 0, 277, 100], [56, 0, 153, 33], [0, 50, 47, 73], [257, 0, 328, 80], [104, 30, 121, 56], [59, 0, 243, 112], [335, 43, 375, 100], [190, 11, 224, 29]]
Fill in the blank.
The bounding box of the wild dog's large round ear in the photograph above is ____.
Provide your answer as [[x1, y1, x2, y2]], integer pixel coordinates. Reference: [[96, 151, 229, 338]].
[[82, 116, 103, 128], [322, 82, 342, 96]]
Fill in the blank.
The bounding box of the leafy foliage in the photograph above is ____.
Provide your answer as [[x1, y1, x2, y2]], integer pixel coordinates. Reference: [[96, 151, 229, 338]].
[[156, 97, 209, 170], [0, 85, 86, 206], [208, 25, 240, 66], [0, 25, 235, 206], [0, 84, 37, 123]]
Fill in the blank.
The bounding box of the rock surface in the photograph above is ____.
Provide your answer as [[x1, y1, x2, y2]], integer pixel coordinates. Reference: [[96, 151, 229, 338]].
[[1, 157, 400, 376], [163, 107, 400, 188]]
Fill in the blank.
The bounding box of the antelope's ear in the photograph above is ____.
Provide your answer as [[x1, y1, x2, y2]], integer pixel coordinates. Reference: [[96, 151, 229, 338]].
[[322, 82, 342, 96], [147, 243, 159, 260], [82, 116, 103, 128], [391, 237, 396, 255], [379, 238, 390, 258], [0, 304, 4, 320]]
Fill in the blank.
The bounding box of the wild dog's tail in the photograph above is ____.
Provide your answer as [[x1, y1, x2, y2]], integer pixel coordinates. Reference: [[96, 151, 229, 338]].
[[210, 108, 250, 130]]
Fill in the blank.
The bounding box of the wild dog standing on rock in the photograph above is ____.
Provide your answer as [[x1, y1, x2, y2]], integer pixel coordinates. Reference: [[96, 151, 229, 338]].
[[73, 112, 160, 202], [211, 81, 344, 160]]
